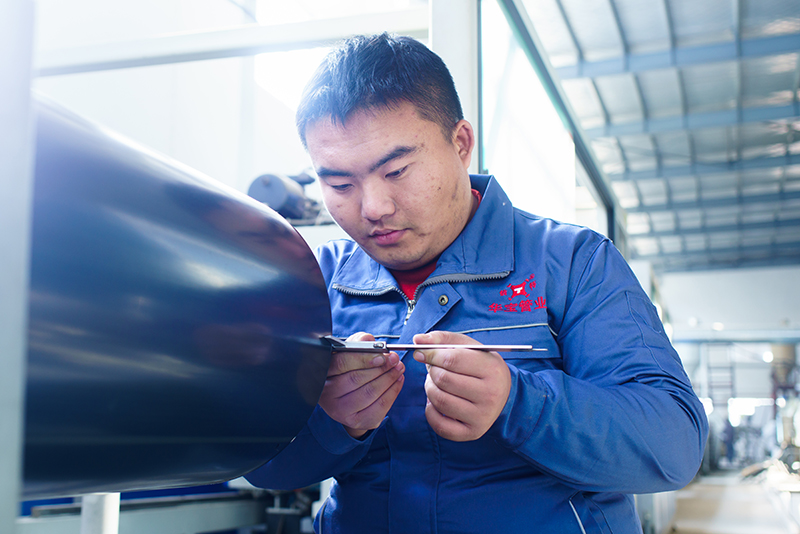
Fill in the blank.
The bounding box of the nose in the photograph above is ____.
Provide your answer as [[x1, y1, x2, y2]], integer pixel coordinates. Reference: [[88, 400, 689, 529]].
[[360, 178, 396, 222]]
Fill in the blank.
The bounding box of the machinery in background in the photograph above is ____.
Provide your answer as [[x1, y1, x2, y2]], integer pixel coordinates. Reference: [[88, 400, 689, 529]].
[[248, 171, 332, 226]]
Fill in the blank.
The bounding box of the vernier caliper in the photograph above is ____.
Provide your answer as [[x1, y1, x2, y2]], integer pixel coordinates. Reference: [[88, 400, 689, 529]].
[[323, 335, 545, 353]]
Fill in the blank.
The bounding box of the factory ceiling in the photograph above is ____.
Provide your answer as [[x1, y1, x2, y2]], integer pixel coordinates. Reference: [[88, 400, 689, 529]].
[[522, 0, 800, 273]]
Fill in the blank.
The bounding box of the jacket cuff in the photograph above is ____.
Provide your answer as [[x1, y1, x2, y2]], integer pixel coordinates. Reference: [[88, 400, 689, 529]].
[[488, 364, 548, 449], [307, 405, 379, 454]]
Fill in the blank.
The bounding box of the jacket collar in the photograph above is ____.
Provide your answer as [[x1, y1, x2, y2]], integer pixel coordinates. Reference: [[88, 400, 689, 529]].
[[331, 175, 515, 292]]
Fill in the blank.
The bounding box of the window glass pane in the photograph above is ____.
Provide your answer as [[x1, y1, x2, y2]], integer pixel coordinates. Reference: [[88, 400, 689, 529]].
[[480, 0, 576, 223], [575, 158, 610, 236]]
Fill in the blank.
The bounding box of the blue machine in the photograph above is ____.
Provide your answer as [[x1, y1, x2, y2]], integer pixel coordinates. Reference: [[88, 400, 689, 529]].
[[24, 98, 331, 499]]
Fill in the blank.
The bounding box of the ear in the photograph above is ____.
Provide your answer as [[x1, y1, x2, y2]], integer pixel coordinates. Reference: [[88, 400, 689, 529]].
[[452, 120, 475, 170]]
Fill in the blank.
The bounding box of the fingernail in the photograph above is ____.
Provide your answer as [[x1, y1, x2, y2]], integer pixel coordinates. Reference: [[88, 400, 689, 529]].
[[371, 355, 386, 367], [413, 351, 423, 362]]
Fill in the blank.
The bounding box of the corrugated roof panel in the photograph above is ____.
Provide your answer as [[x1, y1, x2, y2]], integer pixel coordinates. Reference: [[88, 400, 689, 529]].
[[594, 74, 645, 124], [742, 53, 798, 108], [741, 211, 777, 223], [700, 181, 738, 200], [610, 0, 671, 54], [741, 0, 800, 40], [650, 210, 677, 232], [776, 229, 800, 243], [561, 78, 607, 128], [707, 232, 739, 248], [654, 131, 692, 167], [692, 128, 733, 163], [632, 236, 660, 254], [684, 235, 708, 251], [677, 210, 703, 229], [638, 178, 669, 205], [521, 0, 580, 67], [741, 232, 775, 247], [617, 135, 657, 171], [669, 176, 699, 202], [521, 0, 800, 270], [627, 212, 651, 234], [779, 206, 800, 218], [682, 61, 738, 114], [740, 167, 785, 183], [743, 182, 782, 196], [612, 181, 640, 208], [741, 143, 787, 159], [591, 138, 626, 173], [636, 68, 683, 118], [558, 0, 625, 61], [659, 235, 683, 253], [668, 0, 736, 48]]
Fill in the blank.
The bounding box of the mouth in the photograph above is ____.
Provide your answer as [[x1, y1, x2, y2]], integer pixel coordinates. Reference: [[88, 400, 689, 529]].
[[369, 228, 406, 246]]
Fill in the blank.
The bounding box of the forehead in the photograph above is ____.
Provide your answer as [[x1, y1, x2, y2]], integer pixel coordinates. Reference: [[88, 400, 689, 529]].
[[305, 103, 443, 160]]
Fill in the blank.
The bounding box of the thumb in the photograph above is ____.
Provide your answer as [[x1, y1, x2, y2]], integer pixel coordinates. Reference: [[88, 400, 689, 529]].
[[413, 330, 475, 346]]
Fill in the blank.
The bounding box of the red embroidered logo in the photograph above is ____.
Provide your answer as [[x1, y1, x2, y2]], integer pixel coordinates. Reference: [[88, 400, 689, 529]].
[[491, 275, 545, 313], [499, 275, 536, 300]]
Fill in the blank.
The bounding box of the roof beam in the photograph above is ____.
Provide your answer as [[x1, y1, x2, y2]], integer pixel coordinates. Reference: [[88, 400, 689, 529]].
[[609, 153, 800, 181], [624, 189, 800, 213], [633, 239, 800, 261], [34, 8, 429, 76], [556, 33, 800, 80], [629, 216, 800, 237], [584, 103, 800, 138]]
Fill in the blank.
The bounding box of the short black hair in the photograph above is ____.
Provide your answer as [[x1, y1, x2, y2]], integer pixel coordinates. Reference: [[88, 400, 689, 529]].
[[296, 33, 464, 147]]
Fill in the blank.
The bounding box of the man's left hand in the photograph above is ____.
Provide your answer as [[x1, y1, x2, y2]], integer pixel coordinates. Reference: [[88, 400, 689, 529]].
[[412, 331, 511, 442]]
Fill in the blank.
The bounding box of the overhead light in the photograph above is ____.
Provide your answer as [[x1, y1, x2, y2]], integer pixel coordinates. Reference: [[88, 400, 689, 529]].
[[712, 322, 724, 331], [763, 351, 774, 363]]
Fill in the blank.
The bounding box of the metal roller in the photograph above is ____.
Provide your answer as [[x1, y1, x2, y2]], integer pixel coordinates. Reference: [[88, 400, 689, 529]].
[[24, 98, 332, 499]]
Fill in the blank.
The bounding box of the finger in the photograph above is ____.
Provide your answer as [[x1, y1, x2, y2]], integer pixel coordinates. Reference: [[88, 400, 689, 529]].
[[326, 360, 401, 396], [331, 361, 406, 416], [413, 330, 477, 347], [347, 373, 405, 431], [425, 364, 483, 401], [328, 348, 400, 377], [424, 373, 475, 422], [424, 400, 473, 442], [412, 347, 493, 377]]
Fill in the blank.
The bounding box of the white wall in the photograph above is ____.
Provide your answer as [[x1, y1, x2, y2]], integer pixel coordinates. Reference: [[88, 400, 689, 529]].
[[659, 265, 800, 340], [33, 0, 314, 198]]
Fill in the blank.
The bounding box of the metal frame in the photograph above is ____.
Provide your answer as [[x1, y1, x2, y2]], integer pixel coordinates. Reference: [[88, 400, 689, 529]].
[[1, 1, 35, 532], [555, 33, 800, 79], [35, 8, 429, 77]]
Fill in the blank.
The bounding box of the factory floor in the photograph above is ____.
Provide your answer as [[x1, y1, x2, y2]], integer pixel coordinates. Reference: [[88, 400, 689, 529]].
[[668, 469, 800, 534]]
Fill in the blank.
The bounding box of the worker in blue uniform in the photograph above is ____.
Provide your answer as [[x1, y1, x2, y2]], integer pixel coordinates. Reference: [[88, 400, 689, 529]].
[[245, 33, 708, 534]]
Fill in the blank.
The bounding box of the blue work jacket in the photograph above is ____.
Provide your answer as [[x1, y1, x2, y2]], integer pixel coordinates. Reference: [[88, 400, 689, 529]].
[[246, 175, 708, 534]]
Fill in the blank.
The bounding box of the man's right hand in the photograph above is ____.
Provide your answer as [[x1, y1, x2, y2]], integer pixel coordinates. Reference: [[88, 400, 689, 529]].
[[318, 332, 405, 438]]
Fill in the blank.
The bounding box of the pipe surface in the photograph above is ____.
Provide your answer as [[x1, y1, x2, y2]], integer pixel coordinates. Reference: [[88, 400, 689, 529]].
[[24, 98, 331, 499]]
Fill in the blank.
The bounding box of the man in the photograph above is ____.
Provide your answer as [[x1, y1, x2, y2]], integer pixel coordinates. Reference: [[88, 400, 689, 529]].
[[246, 33, 708, 533]]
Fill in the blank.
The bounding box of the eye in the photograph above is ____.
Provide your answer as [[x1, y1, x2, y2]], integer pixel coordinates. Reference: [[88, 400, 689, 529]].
[[329, 183, 352, 192], [386, 165, 408, 179]]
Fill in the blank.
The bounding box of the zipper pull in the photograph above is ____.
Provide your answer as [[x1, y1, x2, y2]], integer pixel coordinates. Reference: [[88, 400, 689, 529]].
[[404, 299, 416, 324]]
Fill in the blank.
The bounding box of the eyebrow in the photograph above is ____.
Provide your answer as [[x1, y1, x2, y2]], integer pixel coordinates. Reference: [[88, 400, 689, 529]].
[[316, 145, 418, 179]]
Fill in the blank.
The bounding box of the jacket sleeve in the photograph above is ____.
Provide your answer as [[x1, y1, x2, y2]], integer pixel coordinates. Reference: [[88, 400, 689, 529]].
[[488, 238, 708, 494], [245, 405, 377, 490]]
